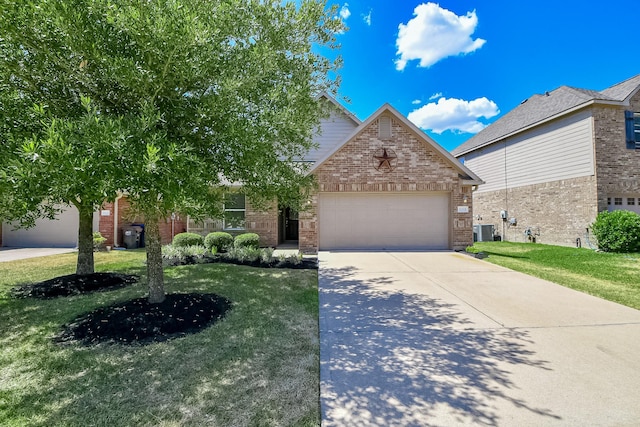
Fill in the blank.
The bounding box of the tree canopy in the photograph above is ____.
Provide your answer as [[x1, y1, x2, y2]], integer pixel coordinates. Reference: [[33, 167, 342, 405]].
[[0, 0, 343, 301]]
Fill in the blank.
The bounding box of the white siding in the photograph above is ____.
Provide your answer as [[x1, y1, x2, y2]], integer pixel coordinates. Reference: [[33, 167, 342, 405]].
[[306, 110, 359, 162], [466, 110, 594, 193]]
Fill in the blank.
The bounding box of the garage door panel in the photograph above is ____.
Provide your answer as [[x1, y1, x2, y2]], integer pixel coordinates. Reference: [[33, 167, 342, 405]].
[[319, 192, 450, 250], [2, 206, 79, 248]]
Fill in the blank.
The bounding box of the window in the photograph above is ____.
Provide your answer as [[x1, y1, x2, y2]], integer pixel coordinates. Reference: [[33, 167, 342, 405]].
[[614, 197, 623, 205], [625, 111, 640, 149], [223, 193, 245, 230], [607, 197, 611, 205], [628, 198, 636, 206]]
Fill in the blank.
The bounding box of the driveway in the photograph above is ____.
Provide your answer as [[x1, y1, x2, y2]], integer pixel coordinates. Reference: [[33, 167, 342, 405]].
[[0, 247, 76, 263], [319, 251, 640, 426]]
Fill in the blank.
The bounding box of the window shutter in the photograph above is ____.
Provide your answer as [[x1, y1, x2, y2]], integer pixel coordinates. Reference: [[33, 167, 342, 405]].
[[625, 110, 635, 149]]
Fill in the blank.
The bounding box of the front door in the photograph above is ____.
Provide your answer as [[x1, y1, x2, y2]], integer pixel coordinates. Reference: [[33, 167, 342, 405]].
[[285, 207, 299, 241]]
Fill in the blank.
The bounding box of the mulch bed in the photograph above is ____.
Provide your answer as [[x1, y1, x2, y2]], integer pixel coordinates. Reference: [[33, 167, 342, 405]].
[[55, 293, 232, 346], [11, 272, 139, 299]]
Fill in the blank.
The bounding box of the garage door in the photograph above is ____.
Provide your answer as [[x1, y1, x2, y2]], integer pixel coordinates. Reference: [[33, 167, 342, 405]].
[[319, 192, 450, 250], [2, 206, 79, 248]]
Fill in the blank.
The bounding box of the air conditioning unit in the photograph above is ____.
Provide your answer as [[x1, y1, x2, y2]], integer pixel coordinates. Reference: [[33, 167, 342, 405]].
[[473, 224, 495, 242]]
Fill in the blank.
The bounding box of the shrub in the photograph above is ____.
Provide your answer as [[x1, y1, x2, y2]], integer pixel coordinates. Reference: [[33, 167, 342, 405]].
[[93, 232, 107, 251], [172, 232, 204, 247], [204, 232, 234, 253], [162, 244, 209, 265], [226, 246, 262, 263], [591, 210, 640, 253], [260, 247, 274, 263], [234, 233, 260, 249], [278, 252, 302, 266]]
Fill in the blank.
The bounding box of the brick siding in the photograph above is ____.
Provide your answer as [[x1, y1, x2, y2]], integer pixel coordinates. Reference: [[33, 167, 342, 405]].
[[98, 197, 186, 247], [472, 175, 597, 246], [594, 93, 640, 212]]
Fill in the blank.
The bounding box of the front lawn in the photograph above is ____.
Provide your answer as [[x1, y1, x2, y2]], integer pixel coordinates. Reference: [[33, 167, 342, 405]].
[[473, 242, 640, 310], [0, 251, 319, 426]]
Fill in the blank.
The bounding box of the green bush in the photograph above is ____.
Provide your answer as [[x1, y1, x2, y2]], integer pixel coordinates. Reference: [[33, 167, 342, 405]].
[[172, 232, 204, 247], [592, 210, 640, 253], [93, 231, 107, 251], [233, 233, 260, 249], [204, 232, 234, 253]]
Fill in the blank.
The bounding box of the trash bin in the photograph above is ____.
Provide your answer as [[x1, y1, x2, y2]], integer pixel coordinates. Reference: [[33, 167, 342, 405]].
[[122, 225, 143, 249], [131, 223, 145, 248]]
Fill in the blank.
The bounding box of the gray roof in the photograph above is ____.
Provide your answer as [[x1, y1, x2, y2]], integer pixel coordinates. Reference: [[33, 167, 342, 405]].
[[452, 74, 640, 157], [600, 74, 640, 101]]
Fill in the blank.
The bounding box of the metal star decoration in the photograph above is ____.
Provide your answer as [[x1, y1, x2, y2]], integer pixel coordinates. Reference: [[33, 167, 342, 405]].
[[373, 147, 397, 171]]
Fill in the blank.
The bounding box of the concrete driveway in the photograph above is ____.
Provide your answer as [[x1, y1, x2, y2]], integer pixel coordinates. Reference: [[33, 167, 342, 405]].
[[0, 247, 76, 263], [319, 251, 640, 426]]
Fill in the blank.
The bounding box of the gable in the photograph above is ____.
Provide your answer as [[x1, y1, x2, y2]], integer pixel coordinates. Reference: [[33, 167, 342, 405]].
[[311, 104, 482, 187], [313, 113, 464, 192]]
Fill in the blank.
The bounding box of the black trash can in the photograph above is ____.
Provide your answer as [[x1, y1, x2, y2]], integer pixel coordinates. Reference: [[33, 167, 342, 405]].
[[122, 225, 144, 249]]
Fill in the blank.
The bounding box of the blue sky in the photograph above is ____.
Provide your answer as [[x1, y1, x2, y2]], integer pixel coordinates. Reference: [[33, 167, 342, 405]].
[[328, 0, 639, 152]]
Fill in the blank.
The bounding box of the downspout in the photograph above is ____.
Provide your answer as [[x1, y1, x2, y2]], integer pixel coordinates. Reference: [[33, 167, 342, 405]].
[[114, 194, 123, 247]]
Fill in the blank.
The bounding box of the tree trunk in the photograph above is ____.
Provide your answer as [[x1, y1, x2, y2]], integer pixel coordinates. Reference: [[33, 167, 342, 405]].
[[146, 219, 166, 303], [76, 209, 95, 275]]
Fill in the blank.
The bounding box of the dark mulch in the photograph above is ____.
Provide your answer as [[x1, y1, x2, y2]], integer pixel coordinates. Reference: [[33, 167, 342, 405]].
[[164, 254, 318, 269], [55, 293, 232, 346], [11, 272, 139, 299]]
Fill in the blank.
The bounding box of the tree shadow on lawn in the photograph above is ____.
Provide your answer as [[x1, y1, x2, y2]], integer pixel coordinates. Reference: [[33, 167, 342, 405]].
[[0, 263, 319, 427], [319, 266, 560, 426]]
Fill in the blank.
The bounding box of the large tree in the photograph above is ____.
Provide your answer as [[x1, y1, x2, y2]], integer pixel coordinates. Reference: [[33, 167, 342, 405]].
[[1, 0, 343, 302]]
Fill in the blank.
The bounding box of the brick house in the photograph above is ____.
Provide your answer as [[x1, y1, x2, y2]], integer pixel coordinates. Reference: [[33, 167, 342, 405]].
[[189, 97, 483, 253], [2, 96, 482, 252], [452, 74, 640, 246]]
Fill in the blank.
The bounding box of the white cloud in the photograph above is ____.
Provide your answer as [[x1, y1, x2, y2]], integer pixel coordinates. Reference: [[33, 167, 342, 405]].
[[429, 92, 443, 100], [362, 10, 372, 26], [407, 97, 499, 134], [339, 4, 351, 20], [395, 3, 486, 71], [412, 99, 422, 105]]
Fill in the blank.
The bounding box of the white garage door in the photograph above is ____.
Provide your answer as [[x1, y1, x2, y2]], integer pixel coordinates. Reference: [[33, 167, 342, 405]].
[[2, 206, 79, 248], [319, 192, 450, 250]]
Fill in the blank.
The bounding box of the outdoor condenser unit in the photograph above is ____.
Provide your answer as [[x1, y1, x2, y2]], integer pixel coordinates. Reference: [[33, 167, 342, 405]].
[[473, 224, 495, 242]]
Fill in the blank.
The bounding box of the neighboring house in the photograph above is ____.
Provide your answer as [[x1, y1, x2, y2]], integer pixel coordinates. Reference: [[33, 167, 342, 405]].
[[188, 96, 483, 253], [452, 74, 640, 246], [1, 206, 90, 248], [2, 96, 483, 252], [1, 201, 183, 248]]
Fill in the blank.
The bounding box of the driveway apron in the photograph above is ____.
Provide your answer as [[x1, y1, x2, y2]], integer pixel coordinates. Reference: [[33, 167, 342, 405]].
[[319, 251, 640, 426]]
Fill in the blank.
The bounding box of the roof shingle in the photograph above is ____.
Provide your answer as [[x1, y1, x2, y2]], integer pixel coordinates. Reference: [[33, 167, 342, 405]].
[[451, 74, 640, 157]]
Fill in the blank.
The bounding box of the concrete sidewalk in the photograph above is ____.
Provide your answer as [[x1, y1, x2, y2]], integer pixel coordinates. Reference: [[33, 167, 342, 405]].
[[0, 247, 76, 263], [319, 251, 640, 426]]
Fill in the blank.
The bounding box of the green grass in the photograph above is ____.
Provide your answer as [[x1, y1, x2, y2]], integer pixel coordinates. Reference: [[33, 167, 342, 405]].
[[0, 251, 319, 427], [473, 241, 640, 310]]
